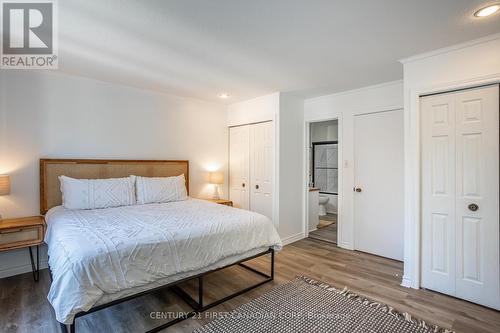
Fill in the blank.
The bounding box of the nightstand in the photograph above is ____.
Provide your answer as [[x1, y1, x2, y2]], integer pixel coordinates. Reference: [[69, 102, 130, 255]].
[[203, 199, 233, 207], [0, 216, 45, 281]]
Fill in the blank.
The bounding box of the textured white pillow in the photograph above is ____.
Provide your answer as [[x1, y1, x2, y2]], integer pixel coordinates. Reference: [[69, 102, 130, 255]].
[[59, 175, 136, 210], [135, 174, 188, 205]]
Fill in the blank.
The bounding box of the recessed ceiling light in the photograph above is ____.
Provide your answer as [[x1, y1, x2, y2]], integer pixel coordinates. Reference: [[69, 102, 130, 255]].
[[474, 4, 500, 17], [219, 93, 230, 99]]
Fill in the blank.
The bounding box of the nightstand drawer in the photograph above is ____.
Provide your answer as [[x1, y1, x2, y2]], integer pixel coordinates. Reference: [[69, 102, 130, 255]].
[[0, 225, 43, 251]]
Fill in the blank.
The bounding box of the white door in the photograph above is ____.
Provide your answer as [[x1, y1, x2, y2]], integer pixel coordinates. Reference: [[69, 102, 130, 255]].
[[250, 121, 274, 219], [421, 93, 456, 295], [353, 110, 404, 261], [421, 85, 500, 309], [229, 126, 250, 210]]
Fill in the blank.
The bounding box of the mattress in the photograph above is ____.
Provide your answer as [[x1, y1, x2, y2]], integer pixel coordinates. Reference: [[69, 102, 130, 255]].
[[44, 198, 282, 324]]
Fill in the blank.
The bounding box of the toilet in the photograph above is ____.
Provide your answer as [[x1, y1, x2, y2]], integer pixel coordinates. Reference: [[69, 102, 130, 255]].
[[318, 195, 329, 216]]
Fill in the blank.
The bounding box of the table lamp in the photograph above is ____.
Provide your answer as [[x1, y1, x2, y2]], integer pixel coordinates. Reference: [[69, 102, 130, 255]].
[[0, 175, 11, 221], [209, 172, 224, 200]]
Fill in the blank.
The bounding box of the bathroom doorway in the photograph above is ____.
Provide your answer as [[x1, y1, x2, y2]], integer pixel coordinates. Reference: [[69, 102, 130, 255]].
[[307, 120, 339, 244]]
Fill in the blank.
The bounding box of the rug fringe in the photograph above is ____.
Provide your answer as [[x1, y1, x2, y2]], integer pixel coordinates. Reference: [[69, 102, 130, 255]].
[[296, 275, 454, 333]]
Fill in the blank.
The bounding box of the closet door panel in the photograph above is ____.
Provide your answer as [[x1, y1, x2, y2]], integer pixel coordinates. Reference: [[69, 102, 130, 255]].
[[421, 94, 456, 295], [250, 122, 274, 220], [229, 126, 250, 210], [454, 86, 499, 309]]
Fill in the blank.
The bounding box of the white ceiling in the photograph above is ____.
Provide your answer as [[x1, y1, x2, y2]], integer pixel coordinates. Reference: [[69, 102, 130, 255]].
[[58, 0, 500, 103]]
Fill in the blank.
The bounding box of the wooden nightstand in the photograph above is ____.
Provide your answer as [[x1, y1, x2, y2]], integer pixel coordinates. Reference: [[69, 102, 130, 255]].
[[0, 216, 45, 281], [203, 199, 233, 207]]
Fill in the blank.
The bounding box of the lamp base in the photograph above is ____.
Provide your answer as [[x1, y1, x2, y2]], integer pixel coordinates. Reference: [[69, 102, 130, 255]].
[[212, 185, 220, 200]]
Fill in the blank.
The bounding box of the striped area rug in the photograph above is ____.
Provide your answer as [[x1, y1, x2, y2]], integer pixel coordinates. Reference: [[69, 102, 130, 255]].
[[194, 276, 453, 333]]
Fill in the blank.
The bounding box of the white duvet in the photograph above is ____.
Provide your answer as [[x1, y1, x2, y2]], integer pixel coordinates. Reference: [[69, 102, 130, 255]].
[[45, 198, 282, 324]]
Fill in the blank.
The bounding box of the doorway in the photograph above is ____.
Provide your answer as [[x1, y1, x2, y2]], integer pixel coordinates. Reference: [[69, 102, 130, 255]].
[[307, 120, 339, 244]]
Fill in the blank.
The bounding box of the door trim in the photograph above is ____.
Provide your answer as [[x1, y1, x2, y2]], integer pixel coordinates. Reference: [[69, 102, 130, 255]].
[[420, 83, 498, 98], [228, 120, 273, 128]]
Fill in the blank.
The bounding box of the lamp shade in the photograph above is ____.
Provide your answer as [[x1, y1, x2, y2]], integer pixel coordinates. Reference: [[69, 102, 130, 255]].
[[0, 175, 10, 195], [209, 172, 224, 185]]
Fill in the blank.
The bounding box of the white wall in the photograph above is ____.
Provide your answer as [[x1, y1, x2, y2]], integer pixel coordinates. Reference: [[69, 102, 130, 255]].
[[304, 80, 404, 250], [227, 92, 279, 126], [401, 33, 500, 289], [278, 92, 304, 242], [0, 71, 228, 278]]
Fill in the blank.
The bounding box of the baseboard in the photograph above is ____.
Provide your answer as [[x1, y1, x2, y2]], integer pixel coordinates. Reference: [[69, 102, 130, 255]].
[[400, 275, 412, 288], [308, 227, 317, 232], [338, 241, 354, 250], [0, 260, 48, 279], [0, 245, 49, 279], [281, 232, 305, 246]]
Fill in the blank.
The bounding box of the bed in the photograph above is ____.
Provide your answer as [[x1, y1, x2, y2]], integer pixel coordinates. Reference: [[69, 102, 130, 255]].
[[40, 159, 282, 333]]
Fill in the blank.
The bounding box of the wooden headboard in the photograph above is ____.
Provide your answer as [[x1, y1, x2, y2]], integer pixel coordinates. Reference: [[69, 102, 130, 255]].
[[39, 159, 189, 214]]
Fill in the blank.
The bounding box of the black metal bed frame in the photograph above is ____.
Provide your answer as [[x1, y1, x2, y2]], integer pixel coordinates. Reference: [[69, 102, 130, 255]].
[[29, 244, 40, 282], [53, 248, 275, 333]]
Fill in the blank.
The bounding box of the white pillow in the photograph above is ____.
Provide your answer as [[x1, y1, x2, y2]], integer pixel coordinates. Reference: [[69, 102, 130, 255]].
[[59, 175, 136, 210], [135, 174, 188, 205]]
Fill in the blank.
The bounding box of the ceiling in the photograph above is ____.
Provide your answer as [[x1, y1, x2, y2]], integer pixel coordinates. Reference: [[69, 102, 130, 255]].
[[58, 0, 500, 103]]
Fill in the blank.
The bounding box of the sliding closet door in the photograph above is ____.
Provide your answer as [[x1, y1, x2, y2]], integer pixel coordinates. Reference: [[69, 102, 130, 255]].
[[229, 126, 250, 210], [421, 85, 500, 310], [250, 122, 274, 219]]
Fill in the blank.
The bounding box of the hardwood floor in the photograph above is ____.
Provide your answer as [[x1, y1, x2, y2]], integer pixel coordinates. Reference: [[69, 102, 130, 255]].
[[317, 212, 337, 227], [309, 223, 337, 244], [1, 238, 499, 333]]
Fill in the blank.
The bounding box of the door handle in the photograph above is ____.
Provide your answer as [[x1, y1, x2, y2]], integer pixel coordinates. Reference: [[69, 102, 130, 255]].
[[242, 183, 245, 188], [255, 184, 260, 189], [354, 187, 362, 193], [468, 203, 479, 212]]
